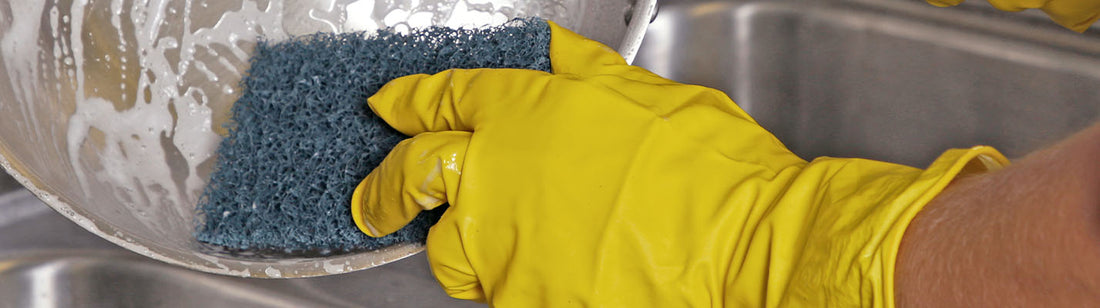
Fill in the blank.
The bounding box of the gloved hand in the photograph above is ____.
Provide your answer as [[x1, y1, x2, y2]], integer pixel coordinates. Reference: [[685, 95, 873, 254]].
[[351, 21, 1010, 307], [927, 0, 1100, 32]]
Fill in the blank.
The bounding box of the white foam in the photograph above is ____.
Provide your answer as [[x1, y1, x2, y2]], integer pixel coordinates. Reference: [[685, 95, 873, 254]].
[[264, 266, 282, 277], [323, 260, 347, 274], [63, 0, 288, 234], [347, 0, 578, 32]]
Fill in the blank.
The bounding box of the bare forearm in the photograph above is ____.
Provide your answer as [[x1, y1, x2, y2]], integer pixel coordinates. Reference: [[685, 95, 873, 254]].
[[896, 123, 1100, 307]]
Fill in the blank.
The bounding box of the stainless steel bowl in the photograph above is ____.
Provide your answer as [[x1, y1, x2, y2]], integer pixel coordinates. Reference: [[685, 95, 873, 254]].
[[0, 0, 656, 278]]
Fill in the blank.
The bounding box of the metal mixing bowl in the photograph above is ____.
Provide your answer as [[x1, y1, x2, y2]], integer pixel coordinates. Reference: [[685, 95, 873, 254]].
[[0, 0, 656, 278]]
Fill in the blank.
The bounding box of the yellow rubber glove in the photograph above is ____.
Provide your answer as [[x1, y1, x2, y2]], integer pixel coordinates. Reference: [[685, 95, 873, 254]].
[[351, 21, 1011, 307], [927, 0, 1100, 32]]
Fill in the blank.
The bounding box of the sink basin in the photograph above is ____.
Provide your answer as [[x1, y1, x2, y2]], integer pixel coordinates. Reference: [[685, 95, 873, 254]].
[[3, 0, 1100, 306], [636, 0, 1100, 166]]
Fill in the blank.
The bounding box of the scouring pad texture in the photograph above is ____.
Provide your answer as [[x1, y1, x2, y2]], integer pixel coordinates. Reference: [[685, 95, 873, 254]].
[[195, 18, 552, 253]]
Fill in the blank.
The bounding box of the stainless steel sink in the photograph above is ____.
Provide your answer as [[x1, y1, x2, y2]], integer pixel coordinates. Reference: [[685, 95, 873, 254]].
[[636, 0, 1100, 166], [3, 0, 1100, 306]]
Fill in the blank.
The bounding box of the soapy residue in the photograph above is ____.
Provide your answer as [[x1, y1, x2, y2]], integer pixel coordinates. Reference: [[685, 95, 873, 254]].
[[49, 0, 577, 237], [0, 0, 576, 269], [64, 0, 288, 237]]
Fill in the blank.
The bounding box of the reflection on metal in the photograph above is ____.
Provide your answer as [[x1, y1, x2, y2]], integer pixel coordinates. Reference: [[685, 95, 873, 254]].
[[2, 0, 1100, 305], [635, 0, 1100, 167], [0, 0, 653, 278], [0, 189, 480, 307]]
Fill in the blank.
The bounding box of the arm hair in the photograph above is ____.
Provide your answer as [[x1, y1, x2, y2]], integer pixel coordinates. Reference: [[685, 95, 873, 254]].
[[896, 123, 1100, 307]]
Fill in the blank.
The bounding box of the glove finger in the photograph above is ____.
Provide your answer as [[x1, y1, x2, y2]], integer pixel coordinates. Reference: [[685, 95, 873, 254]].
[[351, 131, 469, 237], [547, 21, 675, 84], [368, 68, 557, 135], [926, 0, 965, 7], [545, 20, 629, 75], [986, 0, 1043, 11], [366, 21, 685, 137], [1041, 0, 1100, 32]]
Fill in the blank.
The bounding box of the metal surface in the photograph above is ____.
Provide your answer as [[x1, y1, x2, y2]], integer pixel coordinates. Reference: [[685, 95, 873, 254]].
[[0, 0, 654, 278], [636, 0, 1100, 166], [3, 0, 1100, 305], [0, 188, 481, 307]]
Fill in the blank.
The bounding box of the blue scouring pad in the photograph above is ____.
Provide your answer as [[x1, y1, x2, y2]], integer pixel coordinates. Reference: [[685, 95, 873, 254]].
[[195, 18, 551, 254]]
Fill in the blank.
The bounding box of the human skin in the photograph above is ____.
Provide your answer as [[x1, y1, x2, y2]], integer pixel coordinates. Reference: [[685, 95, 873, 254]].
[[896, 122, 1100, 306]]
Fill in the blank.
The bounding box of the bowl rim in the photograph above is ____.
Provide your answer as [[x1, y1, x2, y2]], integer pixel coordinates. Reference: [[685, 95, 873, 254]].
[[0, 0, 657, 278]]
